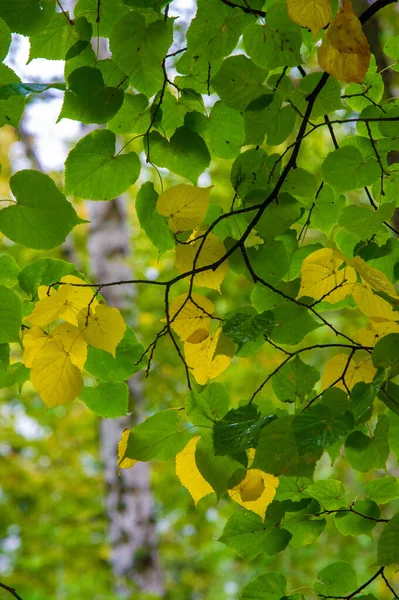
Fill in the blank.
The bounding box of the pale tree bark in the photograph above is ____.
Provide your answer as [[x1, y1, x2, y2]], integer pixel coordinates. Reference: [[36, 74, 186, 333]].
[[87, 198, 164, 598]]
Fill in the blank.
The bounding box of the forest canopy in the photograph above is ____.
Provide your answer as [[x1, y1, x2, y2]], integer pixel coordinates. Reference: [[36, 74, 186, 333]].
[[1, 0, 399, 598]]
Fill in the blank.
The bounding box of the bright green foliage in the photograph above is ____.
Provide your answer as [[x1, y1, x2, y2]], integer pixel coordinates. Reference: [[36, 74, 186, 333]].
[[2, 0, 399, 598], [126, 410, 191, 461], [219, 505, 292, 559], [80, 382, 129, 417], [0, 170, 82, 249], [65, 129, 140, 200]]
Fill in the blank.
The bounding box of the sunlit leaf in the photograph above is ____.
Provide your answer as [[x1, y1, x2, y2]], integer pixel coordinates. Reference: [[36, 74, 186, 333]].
[[298, 248, 356, 303], [228, 469, 279, 520], [287, 0, 332, 36], [175, 435, 214, 505], [169, 292, 215, 341], [184, 328, 234, 385], [157, 184, 212, 233], [175, 232, 228, 292], [30, 341, 84, 408], [79, 304, 126, 357], [317, 0, 370, 83]]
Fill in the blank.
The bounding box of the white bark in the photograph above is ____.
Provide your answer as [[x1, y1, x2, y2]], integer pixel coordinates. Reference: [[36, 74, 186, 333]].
[[88, 199, 164, 597]]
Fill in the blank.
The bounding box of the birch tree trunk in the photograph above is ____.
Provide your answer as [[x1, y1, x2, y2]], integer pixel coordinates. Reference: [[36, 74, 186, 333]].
[[88, 198, 164, 598]]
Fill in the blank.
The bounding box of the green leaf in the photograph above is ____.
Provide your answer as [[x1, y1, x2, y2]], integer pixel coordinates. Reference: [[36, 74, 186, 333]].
[[213, 404, 275, 456], [256, 193, 302, 242], [0, 0, 55, 36], [306, 480, 346, 511], [349, 382, 375, 424], [379, 380, 399, 415], [242, 3, 301, 70], [0, 255, 19, 288], [335, 499, 380, 537], [80, 382, 129, 418], [0, 17, 11, 61], [28, 12, 78, 61], [186, 382, 230, 428], [108, 93, 151, 135], [373, 333, 399, 377], [312, 186, 345, 235], [377, 513, 399, 566], [271, 356, 319, 404], [314, 562, 357, 597], [0, 285, 21, 343], [148, 128, 210, 184], [339, 202, 395, 241], [203, 101, 245, 160], [59, 67, 124, 124], [244, 94, 295, 147], [282, 168, 318, 203], [248, 241, 289, 286], [284, 509, 326, 547], [231, 148, 277, 199], [65, 129, 140, 200], [271, 302, 321, 346], [366, 477, 399, 504], [345, 57, 384, 112], [18, 258, 80, 297], [388, 413, 399, 461], [75, 0, 129, 37], [0, 170, 82, 250], [195, 433, 246, 498], [0, 362, 29, 390], [110, 11, 173, 96], [240, 572, 287, 600], [322, 146, 380, 193], [211, 54, 267, 111], [253, 416, 321, 477], [219, 505, 291, 559], [186, 0, 251, 61], [84, 326, 144, 382], [223, 310, 274, 345], [125, 409, 191, 461], [345, 415, 389, 472], [291, 73, 342, 120], [0, 64, 25, 128], [0, 82, 66, 100], [136, 182, 175, 254], [292, 404, 354, 453]]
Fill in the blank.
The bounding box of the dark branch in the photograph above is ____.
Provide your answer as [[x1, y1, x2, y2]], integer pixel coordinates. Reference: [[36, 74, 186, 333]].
[[0, 582, 24, 600]]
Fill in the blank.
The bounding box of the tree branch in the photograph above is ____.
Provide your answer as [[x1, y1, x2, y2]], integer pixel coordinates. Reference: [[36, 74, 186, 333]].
[[0, 582, 24, 600]]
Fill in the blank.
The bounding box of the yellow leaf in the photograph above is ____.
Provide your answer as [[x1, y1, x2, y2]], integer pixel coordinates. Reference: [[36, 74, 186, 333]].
[[287, 0, 332, 35], [228, 469, 279, 520], [23, 326, 50, 368], [357, 320, 399, 347], [27, 276, 98, 328], [26, 284, 70, 327], [175, 232, 228, 292], [118, 429, 137, 471], [58, 275, 98, 326], [317, 0, 370, 83], [184, 328, 233, 385], [52, 322, 88, 370], [322, 353, 375, 391], [169, 292, 215, 341], [79, 304, 126, 357], [30, 341, 84, 408], [156, 184, 212, 233], [298, 248, 356, 303], [349, 256, 399, 298], [352, 283, 397, 321], [175, 436, 213, 505]]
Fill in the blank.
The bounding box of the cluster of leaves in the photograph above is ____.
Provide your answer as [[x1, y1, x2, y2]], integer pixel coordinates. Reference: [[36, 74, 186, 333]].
[[1, 0, 399, 597]]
